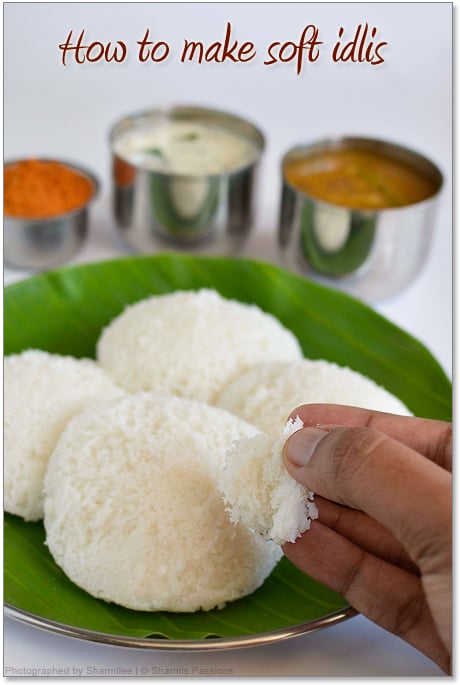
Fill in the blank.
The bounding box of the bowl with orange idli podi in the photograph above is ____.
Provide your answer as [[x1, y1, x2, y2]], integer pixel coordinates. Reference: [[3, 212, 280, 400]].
[[4, 158, 99, 270]]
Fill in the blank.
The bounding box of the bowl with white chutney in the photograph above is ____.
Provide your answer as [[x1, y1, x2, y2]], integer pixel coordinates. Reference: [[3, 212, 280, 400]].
[[110, 105, 265, 254]]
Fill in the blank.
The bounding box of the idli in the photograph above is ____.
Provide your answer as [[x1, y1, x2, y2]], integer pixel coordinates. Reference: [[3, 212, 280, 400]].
[[96, 289, 302, 402], [44, 393, 282, 613], [4, 350, 124, 522], [216, 359, 411, 437], [219, 416, 318, 545]]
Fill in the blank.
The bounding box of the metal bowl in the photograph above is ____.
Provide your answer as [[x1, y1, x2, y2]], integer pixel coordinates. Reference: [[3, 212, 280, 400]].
[[110, 105, 265, 254], [278, 137, 443, 301], [4, 159, 99, 271]]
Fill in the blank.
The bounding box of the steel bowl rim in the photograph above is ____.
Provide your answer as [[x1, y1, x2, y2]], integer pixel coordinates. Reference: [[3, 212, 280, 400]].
[[4, 157, 100, 222]]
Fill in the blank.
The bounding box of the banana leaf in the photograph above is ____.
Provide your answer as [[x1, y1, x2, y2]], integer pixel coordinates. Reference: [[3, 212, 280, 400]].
[[4, 254, 451, 644]]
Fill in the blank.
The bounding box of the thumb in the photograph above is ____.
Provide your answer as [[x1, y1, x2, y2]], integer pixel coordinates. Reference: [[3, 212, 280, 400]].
[[282, 426, 334, 496], [282, 424, 451, 564]]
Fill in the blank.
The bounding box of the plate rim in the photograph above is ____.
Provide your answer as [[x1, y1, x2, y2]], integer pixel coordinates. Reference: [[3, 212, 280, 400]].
[[4, 603, 357, 651]]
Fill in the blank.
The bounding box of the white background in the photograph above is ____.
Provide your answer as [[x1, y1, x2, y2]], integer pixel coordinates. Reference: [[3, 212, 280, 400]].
[[4, 2, 452, 677]]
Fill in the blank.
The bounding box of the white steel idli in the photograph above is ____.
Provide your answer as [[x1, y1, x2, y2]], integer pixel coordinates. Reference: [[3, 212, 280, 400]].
[[4, 350, 124, 521], [96, 289, 302, 402], [216, 359, 411, 437], [44, 393, 282, 613]]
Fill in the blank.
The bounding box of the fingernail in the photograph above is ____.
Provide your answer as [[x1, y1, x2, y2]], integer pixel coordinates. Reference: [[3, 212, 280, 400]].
[[284, 427, 328, 467]]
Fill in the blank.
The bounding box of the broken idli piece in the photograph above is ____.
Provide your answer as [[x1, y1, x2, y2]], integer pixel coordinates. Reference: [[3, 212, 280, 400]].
[[4, 350, 124, 522], [44, 393, 282, 613], [219, 416, 318, 546], [96, 288, 302, 403], [216, 359, 411, 438]]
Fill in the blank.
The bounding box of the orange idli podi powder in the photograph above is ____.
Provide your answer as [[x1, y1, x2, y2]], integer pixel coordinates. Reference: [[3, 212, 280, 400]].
[[4, 159, 94, 218]]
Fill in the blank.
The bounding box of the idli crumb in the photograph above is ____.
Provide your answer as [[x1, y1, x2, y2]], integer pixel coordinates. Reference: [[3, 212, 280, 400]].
[[4, 350, 124, 521], [216, 359, 411, 437], [44, 393, 282, 613], [220, 416, 318, 545], [96, 289, 302, 403]]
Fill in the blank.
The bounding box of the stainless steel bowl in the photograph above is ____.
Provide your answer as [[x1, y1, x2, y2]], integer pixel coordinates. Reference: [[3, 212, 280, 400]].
[[278, 137, 443, 301], [4, 159, 99, 271], [110, 105, 265, 254]]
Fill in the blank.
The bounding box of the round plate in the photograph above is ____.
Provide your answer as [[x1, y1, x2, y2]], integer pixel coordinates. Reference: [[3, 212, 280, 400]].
[[4, 254, 451, 647]]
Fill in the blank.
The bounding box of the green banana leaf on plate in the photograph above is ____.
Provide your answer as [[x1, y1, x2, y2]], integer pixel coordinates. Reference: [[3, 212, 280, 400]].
[[4, 254, 451, 647]]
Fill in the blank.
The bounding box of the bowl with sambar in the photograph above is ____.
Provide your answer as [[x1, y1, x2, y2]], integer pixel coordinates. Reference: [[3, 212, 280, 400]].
[[278, 137, 443, 301]]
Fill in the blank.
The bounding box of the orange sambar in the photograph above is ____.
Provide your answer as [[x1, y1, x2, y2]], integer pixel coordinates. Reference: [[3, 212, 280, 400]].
[[284, 148, 438, 210]]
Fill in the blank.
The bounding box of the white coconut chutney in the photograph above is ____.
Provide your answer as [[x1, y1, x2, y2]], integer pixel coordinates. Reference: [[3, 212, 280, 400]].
[[113, 121, 260, 175]]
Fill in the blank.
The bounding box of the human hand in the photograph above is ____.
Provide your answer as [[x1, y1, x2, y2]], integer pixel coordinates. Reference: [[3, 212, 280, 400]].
[[282, 404, 452, 673]]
